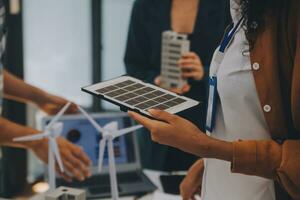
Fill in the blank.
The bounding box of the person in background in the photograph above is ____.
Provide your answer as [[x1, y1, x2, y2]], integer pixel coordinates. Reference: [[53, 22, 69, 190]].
[[124, 0, 231, 171], [129, 0, 300, 199], [0, 0, 91, 182]]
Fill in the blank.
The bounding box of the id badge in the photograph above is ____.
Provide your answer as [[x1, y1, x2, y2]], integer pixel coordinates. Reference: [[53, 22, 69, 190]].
[[206, 76, 218, 132]]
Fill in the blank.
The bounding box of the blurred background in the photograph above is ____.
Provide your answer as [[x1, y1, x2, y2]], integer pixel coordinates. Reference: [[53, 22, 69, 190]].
[[1, 0, 135, 197]]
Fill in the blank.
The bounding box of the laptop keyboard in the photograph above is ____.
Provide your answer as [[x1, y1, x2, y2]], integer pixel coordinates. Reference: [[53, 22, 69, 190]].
[[89, 185, 121, 194], [57, 171, 143, 188]]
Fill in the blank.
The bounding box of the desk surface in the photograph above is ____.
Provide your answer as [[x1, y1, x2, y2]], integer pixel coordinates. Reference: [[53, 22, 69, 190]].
[[31, 170, 183, 200], [30, 170, 202, 200], [100, 170, 181, 200]]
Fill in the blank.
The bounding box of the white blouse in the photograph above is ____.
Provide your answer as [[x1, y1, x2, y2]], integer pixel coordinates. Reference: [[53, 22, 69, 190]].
[[201, 1, 276, 200]]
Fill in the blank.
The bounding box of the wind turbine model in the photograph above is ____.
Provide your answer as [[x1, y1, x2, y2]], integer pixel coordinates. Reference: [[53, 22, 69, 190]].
[[13, 102, 72, 191], [77, 106, 143, 200], [13, 102, 143, 197]]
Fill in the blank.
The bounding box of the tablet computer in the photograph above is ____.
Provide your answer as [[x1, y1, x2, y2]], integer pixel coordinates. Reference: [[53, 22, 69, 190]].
[[81, 76, 199, 118]]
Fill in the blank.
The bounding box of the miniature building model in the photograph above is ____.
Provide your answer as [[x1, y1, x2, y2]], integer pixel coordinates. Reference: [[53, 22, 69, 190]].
[[160, 31, 190, 90]]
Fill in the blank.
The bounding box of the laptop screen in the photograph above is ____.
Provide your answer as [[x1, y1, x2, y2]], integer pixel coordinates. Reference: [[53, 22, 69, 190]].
[[44, 113, 137, 168]]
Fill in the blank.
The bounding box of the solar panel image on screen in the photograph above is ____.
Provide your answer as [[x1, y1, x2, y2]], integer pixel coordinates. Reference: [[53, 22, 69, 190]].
[[82, 76, 199, 116], [160, 31, 190, 90]]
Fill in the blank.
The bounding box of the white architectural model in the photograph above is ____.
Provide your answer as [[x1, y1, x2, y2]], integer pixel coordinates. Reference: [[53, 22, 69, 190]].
[[160, 31, 190, 90]]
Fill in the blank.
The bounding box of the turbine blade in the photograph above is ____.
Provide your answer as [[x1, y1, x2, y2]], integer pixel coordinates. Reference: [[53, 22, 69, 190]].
[[111, 125, 143, 138], [45, 102, 71, 130], [98, 138, 107, 172], [13, 132, 49, 142], [77, 106, 104, 133], [50, 138, 64, 173]]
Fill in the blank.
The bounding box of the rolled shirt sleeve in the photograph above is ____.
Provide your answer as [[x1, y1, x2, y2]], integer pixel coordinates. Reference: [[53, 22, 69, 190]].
[[231, 140, 300, 199]]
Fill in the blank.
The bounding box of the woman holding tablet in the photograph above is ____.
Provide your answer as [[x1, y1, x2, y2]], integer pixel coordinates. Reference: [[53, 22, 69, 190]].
[[129, 0, 300, 199], [125, 0, 230, 171]]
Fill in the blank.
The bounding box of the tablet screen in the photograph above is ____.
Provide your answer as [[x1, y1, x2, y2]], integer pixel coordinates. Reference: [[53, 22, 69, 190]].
[[82, 76, 199, 116]]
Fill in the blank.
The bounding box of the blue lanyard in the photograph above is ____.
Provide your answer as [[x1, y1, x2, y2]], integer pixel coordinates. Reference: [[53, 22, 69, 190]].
[[219, 17, 244, 53], [212, 17, 244, 75], [206, 17, 244, 133]]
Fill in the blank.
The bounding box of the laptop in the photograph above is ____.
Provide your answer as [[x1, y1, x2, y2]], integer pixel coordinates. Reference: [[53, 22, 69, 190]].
[[41, 112, 156, 199]]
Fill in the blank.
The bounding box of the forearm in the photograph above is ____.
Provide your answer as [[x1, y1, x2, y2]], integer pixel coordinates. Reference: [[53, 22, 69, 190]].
[[193, 134, 233, 162], [3, 69, 47, 104], [0, 117, 41, 149], [206, 138, 233, 162]]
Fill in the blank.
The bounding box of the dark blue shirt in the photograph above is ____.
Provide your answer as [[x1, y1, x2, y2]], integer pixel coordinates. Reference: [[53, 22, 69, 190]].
[[124, 0, 231, 171], [124, 0, 231, 130]]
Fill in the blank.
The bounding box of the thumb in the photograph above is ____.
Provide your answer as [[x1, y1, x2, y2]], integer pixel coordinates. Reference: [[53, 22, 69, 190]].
[[148, 109, 176, 123]]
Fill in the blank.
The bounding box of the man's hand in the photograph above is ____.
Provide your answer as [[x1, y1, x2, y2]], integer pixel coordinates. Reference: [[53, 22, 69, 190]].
[[30, 137, 92, 182], [154, 76, 191, 94], [180, 159, 204, 200], [35, 93, 78, 115]]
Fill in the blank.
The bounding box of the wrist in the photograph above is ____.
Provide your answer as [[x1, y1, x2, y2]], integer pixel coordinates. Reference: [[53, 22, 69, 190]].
[[193, 133, 212, 157], [195, 135, 233, 162], [26, 137, 48, 152], [21, 129, 46, 150]]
